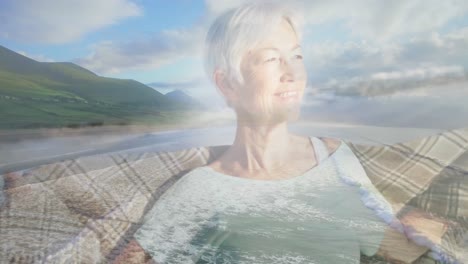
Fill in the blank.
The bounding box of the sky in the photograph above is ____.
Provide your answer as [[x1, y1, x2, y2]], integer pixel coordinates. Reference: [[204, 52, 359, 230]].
[[1, 0, 468, 108]]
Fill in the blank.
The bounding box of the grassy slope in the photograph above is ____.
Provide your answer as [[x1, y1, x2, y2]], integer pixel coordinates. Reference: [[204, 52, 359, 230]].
[[0, 45, 198, 129]]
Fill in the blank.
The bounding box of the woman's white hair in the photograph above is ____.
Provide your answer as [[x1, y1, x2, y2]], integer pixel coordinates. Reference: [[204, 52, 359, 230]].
[[204, 2, 304, 87]]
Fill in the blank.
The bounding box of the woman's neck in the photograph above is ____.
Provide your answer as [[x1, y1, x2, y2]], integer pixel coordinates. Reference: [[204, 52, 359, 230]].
[[221, 122, 295, 175]]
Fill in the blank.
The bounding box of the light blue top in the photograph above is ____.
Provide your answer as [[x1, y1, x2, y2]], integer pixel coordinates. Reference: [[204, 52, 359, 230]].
[[135, 137, 395, 263]]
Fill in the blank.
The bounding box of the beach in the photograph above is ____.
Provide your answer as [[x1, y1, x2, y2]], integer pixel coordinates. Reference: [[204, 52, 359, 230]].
[[0, 121, 443, 174]]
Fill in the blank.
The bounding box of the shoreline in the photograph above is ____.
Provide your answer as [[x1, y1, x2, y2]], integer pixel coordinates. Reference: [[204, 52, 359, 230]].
[[0, 122, 233, 142], [0, 122, 444, 174], [0, 119, 445, 142]]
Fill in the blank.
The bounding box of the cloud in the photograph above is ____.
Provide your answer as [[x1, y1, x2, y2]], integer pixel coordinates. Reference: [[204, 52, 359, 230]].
[[0, 0, 141, 44], [75, 27, 205, 74], [303, 22, 468, 81], [370, 66, 465, 81], [305, 25, 468, 94], [400, 28, 468, 67], [306, 0, 467, 41], [205, 0, 468, 42], [301, 90, 468, 129], [324, 65, 467, 97], [73, 0, 252, 74], [75, 0, 468, 89]]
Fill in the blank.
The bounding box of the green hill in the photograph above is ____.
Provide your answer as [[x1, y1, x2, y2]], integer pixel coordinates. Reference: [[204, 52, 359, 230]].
[[0, 45, 201, 129], [165, 90, 206, 109]]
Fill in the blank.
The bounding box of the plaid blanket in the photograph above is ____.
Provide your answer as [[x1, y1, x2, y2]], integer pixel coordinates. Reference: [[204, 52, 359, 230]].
[[1, 128, 467, 263]]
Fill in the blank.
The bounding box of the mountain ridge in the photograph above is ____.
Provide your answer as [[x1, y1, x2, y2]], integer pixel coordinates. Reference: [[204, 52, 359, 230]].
[[0, 45, 203, 129]]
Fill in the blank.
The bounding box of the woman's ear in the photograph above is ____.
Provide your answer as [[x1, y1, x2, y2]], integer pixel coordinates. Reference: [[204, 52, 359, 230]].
[[214, 70, 236, 107]]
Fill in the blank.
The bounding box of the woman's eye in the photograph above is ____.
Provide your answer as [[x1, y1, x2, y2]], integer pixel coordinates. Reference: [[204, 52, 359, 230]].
[[293, 54, 303, 60], [265, 57, 278, 63]]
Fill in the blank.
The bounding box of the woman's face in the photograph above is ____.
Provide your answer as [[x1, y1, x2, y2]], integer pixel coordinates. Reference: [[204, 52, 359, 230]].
[[232, 19, 307, 124]]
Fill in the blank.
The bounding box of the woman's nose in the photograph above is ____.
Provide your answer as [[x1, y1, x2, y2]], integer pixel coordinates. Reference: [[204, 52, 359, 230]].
[[280, 59, 295, 82]]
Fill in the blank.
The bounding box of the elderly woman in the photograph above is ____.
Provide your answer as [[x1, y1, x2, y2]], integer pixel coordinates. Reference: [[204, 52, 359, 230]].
[[133, 3, 450, 264]]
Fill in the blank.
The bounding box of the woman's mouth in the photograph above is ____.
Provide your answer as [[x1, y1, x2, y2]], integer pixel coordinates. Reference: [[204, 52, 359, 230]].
[[274, 91, 299, 102]]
